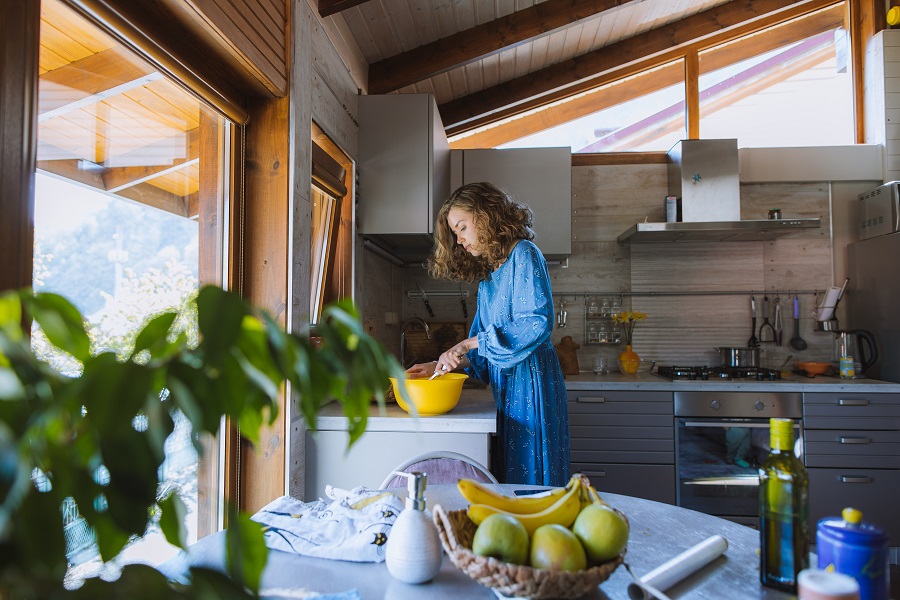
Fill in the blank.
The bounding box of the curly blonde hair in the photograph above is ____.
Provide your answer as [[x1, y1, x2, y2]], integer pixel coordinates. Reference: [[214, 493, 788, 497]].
[[427, 182, 534, 282]]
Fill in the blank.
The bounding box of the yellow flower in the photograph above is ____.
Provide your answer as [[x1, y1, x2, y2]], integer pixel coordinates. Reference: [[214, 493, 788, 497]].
[[612, 311, 647, 324]]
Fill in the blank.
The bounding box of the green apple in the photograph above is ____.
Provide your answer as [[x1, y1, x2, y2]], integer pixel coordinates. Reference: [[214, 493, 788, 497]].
[[572, 503, 629, 563], [529, 524, 587, 571], [471, 513, 529, 565]]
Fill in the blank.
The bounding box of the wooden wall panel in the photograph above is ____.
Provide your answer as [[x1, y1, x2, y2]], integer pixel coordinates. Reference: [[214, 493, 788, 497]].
[[287, 0, 362, 500], [0, 0, 39, 294], [239, 94, 290, 514]]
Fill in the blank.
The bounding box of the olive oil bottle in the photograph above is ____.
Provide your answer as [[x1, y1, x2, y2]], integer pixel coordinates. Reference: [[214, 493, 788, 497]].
[[759, 417, 809, 593]]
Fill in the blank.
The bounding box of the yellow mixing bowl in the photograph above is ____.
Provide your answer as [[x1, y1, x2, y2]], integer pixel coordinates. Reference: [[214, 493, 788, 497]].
[[389, 373, 468, 415]]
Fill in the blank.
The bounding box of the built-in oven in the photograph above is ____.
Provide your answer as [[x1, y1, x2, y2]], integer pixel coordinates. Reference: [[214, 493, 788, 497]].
[[674, 390, 803, 528]]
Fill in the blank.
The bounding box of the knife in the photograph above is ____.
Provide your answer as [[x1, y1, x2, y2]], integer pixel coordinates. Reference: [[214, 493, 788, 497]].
[[417, 283, 434, 318]]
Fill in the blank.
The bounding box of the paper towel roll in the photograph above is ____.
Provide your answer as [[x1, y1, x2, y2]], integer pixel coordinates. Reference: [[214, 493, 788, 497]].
[[627, 535, 729, 600], [816, 286, 842, 321]]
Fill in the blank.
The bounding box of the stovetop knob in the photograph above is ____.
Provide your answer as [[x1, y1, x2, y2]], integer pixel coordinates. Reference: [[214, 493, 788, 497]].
[[754, 401, 765, 411], [710, 400, 721, 411]]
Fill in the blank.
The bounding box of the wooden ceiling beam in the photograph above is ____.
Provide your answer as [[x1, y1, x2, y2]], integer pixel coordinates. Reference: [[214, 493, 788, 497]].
[[101, 128, 199, 191], [440, 0, 842, 131], [318, 0, 371, 18], [39, 46, 158, 121], [452, 3, 844, 147], [36, 158, 189, 217], [368, 0, 640, 95]]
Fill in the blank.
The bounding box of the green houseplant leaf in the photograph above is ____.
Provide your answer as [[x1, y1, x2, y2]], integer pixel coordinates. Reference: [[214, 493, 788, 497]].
[[0, 285, 405, 598]]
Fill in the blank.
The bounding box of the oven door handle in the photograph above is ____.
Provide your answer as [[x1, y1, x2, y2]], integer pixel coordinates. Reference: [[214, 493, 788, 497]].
[[683, 476, 760, 486], [681, 421, 778, 428]]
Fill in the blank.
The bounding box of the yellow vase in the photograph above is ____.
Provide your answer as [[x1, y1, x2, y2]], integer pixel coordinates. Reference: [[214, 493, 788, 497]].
[[618, 344, 640, 375]]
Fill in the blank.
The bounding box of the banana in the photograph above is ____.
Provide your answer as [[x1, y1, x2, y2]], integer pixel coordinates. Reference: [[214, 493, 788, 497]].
[[457, 478, 568, 514], [586, 484, 609, 506], [570, 473, 609, 507], [467, 477, 583, 535]]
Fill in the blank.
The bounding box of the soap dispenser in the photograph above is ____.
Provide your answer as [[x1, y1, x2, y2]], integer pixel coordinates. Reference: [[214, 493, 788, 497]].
[[385, 470, 443, 584]]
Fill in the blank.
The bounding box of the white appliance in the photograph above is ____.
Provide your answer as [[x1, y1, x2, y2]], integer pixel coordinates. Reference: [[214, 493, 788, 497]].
[[858, 181, 900, 240]]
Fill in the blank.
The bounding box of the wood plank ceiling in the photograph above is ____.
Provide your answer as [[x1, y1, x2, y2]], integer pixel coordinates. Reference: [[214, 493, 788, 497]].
[[38, 0, 204, 218], [318, 0, 851, 144]]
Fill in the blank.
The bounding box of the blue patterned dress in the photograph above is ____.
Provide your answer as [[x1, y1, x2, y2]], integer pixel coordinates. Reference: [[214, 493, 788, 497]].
[[463, 240, 570, 486]]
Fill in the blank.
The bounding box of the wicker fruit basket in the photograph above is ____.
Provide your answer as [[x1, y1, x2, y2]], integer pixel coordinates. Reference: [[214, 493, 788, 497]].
[[433, 504, 625, 599]]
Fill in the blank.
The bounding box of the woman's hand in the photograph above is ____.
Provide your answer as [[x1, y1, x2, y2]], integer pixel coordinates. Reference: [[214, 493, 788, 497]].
[[405, 361, 438, 379], [435, 337, 477, 375]]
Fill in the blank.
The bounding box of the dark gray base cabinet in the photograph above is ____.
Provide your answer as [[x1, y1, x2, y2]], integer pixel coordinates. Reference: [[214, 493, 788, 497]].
[[568, 390, 675, 505], [803, 392, 900, 543], [808, 468, 900, 542]]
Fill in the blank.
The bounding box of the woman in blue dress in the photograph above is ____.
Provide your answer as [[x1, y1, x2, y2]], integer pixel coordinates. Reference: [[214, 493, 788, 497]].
[[406, 182, 570, 486]]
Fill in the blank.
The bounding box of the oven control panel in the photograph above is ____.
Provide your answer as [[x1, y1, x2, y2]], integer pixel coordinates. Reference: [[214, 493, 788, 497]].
[[675, 391, 803, 419]]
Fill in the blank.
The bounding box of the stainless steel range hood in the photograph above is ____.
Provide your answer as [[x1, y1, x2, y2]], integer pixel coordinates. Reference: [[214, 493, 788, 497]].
[[617, 218, 822, 243], [618, 139, 821, 243]]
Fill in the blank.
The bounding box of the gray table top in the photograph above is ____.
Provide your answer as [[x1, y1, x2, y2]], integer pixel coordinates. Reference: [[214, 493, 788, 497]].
[[160, 485, 794, 599]]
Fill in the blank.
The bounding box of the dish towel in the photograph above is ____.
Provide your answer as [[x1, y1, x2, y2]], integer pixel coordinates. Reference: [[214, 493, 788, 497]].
[[252, 488, 404, 563]]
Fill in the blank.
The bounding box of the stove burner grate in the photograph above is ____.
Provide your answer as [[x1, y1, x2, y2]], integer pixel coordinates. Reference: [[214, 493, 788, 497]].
[[656, 365, 782, 381]]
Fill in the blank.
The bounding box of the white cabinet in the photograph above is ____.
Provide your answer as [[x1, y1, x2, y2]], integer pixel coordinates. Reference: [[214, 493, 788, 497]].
[[451, 148, 572, 260], [304, 430, 490, 500], [358, 94, 450, 236]]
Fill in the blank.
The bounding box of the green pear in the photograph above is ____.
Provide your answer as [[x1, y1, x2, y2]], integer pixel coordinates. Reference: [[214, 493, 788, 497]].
[[472, 513, 529, 565], [572, 503, 629, 563], [529, 524, 586, 571]]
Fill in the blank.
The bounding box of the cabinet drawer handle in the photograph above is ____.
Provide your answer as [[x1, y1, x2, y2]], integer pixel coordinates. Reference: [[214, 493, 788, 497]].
[[840, 476, 874, 484], [583, 470, 607, 477], [837, 398, 869, 406], [839, 436, 871, 444], [577, 396, 606, 403]]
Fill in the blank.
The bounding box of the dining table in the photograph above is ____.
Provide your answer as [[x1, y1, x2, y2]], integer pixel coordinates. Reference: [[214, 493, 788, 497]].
[[159, 484, 796, 599]]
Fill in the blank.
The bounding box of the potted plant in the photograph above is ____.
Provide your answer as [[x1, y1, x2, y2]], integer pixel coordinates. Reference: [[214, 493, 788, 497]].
[[0, 285, 405, 598]]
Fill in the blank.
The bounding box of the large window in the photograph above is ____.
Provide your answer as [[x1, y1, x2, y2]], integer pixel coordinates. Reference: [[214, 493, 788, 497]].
[[36, 0, 231, 583], [698, 29, 854, 146], [451, 8, 853, 152]]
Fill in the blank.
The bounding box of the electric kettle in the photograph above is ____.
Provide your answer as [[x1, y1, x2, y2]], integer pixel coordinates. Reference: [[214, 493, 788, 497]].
[[832, 330, 878, 378]]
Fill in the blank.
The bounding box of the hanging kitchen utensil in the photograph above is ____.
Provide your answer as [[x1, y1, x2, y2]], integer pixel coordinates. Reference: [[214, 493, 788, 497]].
[[459, 284, 468, 318], [790, 294, 808, 351], [748, 295, 760, 348], [417, 283, 434, 318], [758, 295, 776, 343], [774, 296, 783, 346]]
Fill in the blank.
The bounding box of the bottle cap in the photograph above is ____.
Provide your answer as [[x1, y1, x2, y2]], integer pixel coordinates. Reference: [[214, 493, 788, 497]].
[[770, 417, 794, 449]]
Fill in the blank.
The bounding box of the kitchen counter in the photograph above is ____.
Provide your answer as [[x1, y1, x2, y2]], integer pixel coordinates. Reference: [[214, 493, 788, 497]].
[[564, 372, 900, 393], [314, 388, 496, 434], [305, 389, 497, 499], [160, 484, 793, 600]]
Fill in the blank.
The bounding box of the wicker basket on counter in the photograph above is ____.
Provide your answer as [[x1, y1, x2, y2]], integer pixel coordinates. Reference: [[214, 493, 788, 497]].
[[432, 504, 625, 599]]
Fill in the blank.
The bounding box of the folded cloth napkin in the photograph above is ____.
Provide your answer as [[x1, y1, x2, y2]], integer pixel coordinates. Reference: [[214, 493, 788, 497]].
[[252, 489, 404, 563]]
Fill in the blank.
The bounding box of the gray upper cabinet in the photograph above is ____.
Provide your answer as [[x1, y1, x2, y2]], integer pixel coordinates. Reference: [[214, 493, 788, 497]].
[[358, 94, 450, 237], [451, 148, 572, 260]]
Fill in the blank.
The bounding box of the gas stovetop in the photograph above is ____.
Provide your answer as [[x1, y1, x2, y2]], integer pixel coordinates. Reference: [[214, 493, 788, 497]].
[[656, 365, 784, 381]]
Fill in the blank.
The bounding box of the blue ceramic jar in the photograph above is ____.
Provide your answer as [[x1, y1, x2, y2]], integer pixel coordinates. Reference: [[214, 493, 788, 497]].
[[816, 508, 889, 600]]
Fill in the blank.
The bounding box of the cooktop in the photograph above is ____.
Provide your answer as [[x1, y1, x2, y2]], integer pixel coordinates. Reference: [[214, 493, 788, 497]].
[[655, 365, 784, 381]]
